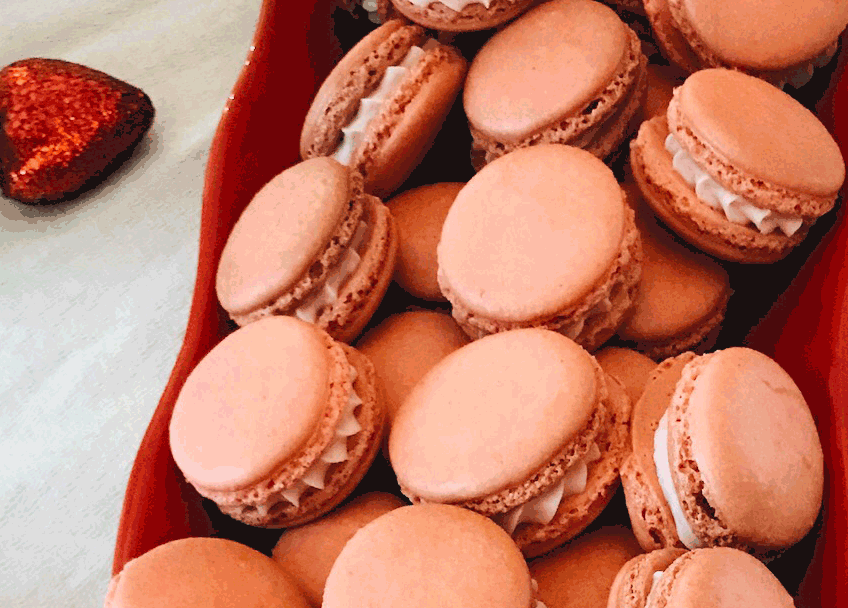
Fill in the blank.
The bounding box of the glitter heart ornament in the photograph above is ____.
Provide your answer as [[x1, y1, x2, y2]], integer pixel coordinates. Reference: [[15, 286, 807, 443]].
[[0, 58, 155, 204]]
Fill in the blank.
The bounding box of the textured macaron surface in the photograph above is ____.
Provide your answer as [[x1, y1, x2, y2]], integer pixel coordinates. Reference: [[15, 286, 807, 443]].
[[464, 0, 629, 143], [671, 69, 844, 200], [323, 504, 534, 608], [169, 317, 331, 492], [105, 538, 310, 608], [671, 348, 824, 548], [438, 144, 625, 322], [674, 0, 848, 70], [215, 157, 353, 316], [390, 328, 599, 503]]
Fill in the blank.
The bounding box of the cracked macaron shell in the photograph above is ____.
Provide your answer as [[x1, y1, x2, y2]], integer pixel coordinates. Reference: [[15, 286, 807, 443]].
[[389, 328, 600, 504]]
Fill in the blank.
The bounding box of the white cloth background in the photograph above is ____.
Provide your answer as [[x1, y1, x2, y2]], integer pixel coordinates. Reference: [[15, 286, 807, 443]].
[[0, 1, 263, 605]]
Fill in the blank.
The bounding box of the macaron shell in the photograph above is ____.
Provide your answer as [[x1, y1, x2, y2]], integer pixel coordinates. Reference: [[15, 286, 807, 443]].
[[617, 183, 731, 356], [669, 348, 824, 550], [390, 0, 537, 32], [630, 115, 806, 263], [271, 492, 405, 606], [353, 43, 467, 198], [438, 144, 626, 322], [105, 538, 310, 608], [620, 352, 696, 551], [514, 374, 632, 557], [464, 0, 630, 144], [300, 20, 424, 159], [643, 0, 703, 73], [355, 310, 469, 423], [528, 526, 643, 608], [215, 158, 354, 317], [673, 0, 848, 71], [671, 68, 845, 204], [390, 328, 600, 505], [606, 547, 685, 608], [595, 347, 658, 406], [323, 504, 534, 608], [653, 547, 795, 608], [169, 317, 331, 492], [389, 182, 463, 301]]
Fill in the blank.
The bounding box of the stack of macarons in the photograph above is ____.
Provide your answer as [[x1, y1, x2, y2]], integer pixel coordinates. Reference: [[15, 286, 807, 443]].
[[120, 4, 848, 607]]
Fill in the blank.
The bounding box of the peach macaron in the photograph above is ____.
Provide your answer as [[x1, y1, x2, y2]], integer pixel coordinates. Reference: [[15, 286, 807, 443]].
[[169, 316, 386, 528]]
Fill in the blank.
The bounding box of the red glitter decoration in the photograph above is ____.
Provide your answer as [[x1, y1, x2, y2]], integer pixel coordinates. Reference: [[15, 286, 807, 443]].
[[0, 58, 155, 204]]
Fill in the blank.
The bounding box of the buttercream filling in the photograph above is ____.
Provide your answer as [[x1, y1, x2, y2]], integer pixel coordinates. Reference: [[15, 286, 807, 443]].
[[333, 40, 436, 165], [646, 570, 664, 606], [664, 133, 803, 237], [406, 0, 491, 10], [295, 221, 368, 324], [778, 42, 837, 90], [530, 579, 548, 608], [557, 295, 614, 341], [493, 443, 602, 536], [653, 411, 702, 549], [260, 365, 363, 513], [361, 0, 382, 22]]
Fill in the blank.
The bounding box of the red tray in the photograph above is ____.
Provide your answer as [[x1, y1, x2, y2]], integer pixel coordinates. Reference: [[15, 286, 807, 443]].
[[111, 2, 848, 605]]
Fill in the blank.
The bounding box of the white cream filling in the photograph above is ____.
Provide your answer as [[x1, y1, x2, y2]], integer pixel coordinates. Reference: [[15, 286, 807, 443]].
[[530, 579, 548, 608], [494, 443, 602, 536], [333, 40, 436, 165], [778, 42, 837, 90], [406, 0, 491, 9], [557, 295, 613, 341], [653, 411, 702, 549], [268, 365, 363, 512], [295, 221, 368, 324], [664, 133, 803, 237], [360, 0, 382, 22], [646, 570, 664, 606]]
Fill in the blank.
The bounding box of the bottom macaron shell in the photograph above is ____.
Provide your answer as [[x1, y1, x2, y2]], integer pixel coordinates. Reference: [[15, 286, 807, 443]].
[[630, 117, 806, 263], [390, 0, 535, 32], [607, 547, 686, 608], [514, 375, 633, 558], [642, 0, 702, 73], [218, 346, 386, 528], [319, 196, 398, 344], [620, 353, 697, 552]]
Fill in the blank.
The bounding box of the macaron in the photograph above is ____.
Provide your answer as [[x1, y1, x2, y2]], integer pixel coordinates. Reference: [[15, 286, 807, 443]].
[[215, 157, 397, 343], [620, 347, 824, 555], [389, 0, 537, 32], [616, 183, 732, 359], [389, 328, 633, 557], [630, 68, 845, 263], [300, 20, 467, 198], [271, 492, 406, 606], [387, 182, 463, 301], [438, 144, 642, 351], [169, 316, 386, 528], [607, 547, 685, 608], [528, 526, 643, 608], [104, 537, 310, 608], [594, 346, 658, 406], [463, 0, 648, 169], [644, 0, 848, 87], [323, 504, 546, 608], [611, 547, 795, 608], [355, 310, 469, 424]]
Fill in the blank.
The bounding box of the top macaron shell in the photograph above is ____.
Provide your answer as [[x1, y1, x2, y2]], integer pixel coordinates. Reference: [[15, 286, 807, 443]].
[[669, 347, 824, 550], [669, 0, 848, 71], [105, 538, 311, 608], [323, 504, 537, 608], [671, 69, 844, 211], [390, 0, 537, 32], [390, 328, 600, 504]]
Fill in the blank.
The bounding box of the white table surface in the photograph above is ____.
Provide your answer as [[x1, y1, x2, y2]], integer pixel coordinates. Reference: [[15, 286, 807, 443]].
[[0, 1, 263, 605]]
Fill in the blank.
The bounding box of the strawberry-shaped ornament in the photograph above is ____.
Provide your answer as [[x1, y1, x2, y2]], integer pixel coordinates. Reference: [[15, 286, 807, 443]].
[[0, 58, 154, 204]]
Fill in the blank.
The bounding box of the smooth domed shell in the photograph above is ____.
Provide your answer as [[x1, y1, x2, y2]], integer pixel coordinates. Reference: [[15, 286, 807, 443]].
[[169, 316, 331, 492], [390, 328, 600, 502]]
